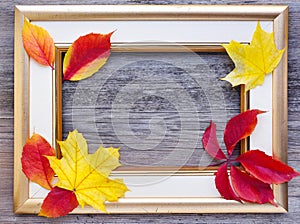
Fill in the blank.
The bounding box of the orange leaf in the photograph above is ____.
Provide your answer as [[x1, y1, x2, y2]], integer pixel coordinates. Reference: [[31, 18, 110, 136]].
[[21, 134, 55, 190], [22, 19, 55, 69], [63, 32, 113, 81], [39, 187, 79, 218]]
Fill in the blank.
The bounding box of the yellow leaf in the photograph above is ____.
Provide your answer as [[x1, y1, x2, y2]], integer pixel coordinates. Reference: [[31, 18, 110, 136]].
[[47, 130, 128, 212], [86, 146, 121, 178], [221, 22, 285, 91]]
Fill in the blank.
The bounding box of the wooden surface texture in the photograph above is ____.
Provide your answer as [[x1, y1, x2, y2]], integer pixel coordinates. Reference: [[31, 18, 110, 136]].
[[1, 0, 300, 223], [62, 51, 240, 168]]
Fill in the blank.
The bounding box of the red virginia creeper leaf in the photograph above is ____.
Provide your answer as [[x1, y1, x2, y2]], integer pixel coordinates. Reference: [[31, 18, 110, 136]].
[[21, 134, 55, 190], [63, 32, 113, 81], [202, 121, 227, 160], [22, 19, 55, 69], [231, 166, 276, 205], [236, 150, 300, 184], [224, 109, 265, 156], [215, 163, 240, 202], [39, 186, 79, 218]]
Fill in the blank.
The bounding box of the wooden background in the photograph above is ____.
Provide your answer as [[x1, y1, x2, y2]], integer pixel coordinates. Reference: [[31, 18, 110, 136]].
[[1, 1, 299, 223], [62, 51, 240, 168]]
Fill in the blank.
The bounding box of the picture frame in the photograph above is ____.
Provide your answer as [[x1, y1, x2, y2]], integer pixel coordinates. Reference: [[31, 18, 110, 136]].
[[14, 5, 288, 214]]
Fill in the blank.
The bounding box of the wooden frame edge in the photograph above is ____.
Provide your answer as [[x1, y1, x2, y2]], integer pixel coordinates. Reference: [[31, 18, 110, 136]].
[[272, 5, 289, 212], [14, 6, 30, 213], [16, 198, 287, 214], [15, 4, 286, 21]]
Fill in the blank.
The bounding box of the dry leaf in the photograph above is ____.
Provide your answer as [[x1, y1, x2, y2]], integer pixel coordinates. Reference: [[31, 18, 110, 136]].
[[22, 19, 55, 69], [202, 121, 226, 160], [63, 32, 113, 81], [237, 150, 300, 184], [21, 134, 55, 190], [215, 163, 240, 202], [223, 109, 265, 156], [222, 22, 285, 91], [202, 110, 300, 205], [46, 130, 129, 213], [39, 186, 79, 218], [230, 166, 276, 205]]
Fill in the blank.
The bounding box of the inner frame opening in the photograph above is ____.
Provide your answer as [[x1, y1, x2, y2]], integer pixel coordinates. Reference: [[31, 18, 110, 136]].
[[54, 44, 248, 173]]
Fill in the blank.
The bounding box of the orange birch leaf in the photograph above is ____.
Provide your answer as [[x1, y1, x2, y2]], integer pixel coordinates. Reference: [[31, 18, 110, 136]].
[[22, 19, 55, 69], [39, 186, 79, 218], [21, 134, 55, 190], [63, 32, 113, 81]]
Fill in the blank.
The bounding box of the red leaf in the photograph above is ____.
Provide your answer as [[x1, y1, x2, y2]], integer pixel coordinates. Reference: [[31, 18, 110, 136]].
[[22, 19, 55, 69], [202, 121, 227, 160], [215, 163, 240, 202], [236, 150, 300, 184], [231, 166, 276, 205], [63, 32, 113, 81], [39, 187, 79, 218], [21, 134, 55, 190], [224, 110, 265, 156]]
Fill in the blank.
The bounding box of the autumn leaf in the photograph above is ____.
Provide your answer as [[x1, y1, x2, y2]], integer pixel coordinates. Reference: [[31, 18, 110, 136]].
[[46, 130, 129, 213], [230, 166, 276, 205], [39, 187, 79, 218], [21, 134, 55, 190], [236, 150, 300, 184], [215, 163, 240, 201], [22, 19, 55, 69], [222, 22, 285, 91], [224, 109, 265, 156], [85, 145, 121, 178], [63, 32, 113, 81], [202, 121, 226, 160], [201, 110, 300, 205]]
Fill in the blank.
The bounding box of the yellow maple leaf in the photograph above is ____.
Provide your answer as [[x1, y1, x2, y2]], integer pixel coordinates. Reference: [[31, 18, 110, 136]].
[[47, 130, 129, 212], [221, 22, 285, 91]]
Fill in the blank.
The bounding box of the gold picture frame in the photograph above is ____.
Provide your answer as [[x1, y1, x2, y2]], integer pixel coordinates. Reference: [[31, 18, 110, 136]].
[[14, 5, 288, 214]]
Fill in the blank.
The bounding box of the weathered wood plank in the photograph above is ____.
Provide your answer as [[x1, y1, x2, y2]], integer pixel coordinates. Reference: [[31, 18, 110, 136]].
[[62, 52, 239, 167]]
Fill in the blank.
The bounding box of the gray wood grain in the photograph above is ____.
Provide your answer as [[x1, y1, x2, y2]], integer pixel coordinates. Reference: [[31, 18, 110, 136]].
[[1, 1, 300, 223], [62, 52, 239, 167]]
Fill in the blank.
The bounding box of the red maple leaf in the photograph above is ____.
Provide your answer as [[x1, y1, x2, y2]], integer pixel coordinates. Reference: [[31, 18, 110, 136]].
[[202, 109, 300, 205]]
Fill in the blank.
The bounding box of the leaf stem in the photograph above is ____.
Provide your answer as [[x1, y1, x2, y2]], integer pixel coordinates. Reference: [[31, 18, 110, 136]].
[[208, 160, 227, 167]]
